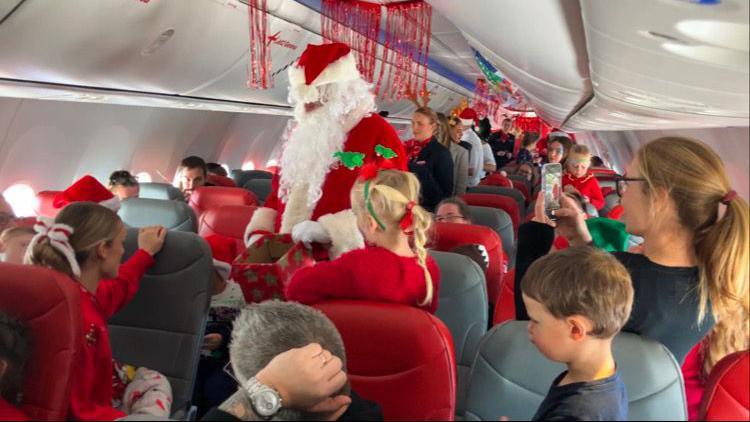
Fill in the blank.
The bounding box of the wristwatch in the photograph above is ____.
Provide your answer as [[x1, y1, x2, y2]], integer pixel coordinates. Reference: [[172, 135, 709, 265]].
[[244, 377, 283, 419]]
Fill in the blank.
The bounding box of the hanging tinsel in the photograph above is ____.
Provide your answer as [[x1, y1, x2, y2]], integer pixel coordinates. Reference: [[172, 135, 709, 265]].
[[247, 0, 272, 89], [376, 0, 432, 101], [321, 0, 382, 84]]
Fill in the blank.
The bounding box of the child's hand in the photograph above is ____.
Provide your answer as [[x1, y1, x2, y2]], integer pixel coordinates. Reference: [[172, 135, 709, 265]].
[[203, 333, 223, 351], [138, 226, 167, 256]]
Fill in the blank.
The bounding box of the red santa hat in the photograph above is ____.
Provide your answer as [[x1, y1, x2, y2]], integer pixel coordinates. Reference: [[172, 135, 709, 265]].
[[459, 108, 479, 127], [205, 235, 238, 281], [288, 42, 361, 103], [54, 175, 121, 211]]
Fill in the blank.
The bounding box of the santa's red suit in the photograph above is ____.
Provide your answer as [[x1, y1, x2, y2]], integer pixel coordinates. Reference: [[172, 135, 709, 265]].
[[244, 43, 407, 258]]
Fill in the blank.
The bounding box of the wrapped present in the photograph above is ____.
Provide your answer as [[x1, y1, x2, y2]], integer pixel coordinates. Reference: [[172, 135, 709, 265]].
[[231, 233, 314, 303]]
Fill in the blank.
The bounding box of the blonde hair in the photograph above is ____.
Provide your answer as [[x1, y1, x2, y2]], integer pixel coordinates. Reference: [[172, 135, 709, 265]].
[[636, 137, 749, 375], [435, 113, 455, 148], [26, 202, 122, 279], [522, 246, 634, 339], [0, 226, 35, 244], [568, 144, 591, 161], [350, 170, 434, 306]]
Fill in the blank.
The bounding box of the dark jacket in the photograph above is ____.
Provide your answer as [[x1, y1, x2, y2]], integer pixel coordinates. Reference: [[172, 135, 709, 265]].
[[408, 138, 454, 211]]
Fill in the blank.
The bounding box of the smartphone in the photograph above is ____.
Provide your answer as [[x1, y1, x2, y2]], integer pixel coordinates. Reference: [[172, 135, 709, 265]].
[[541, 163, 563, 220]]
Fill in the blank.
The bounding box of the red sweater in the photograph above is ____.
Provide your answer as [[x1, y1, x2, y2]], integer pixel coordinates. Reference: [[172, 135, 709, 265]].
[[563, 172, 605, 210], [286, 246, 441, 314], [0, 399, 27, 421], [69, 250, 155, 421]]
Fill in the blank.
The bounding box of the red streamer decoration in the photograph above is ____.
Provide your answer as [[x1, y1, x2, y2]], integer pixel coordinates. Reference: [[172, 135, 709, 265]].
[[247, 0, 272, 89], [376, 0, 432, 101], [321, 0, 382, 84], [471, 78, 501, 120]]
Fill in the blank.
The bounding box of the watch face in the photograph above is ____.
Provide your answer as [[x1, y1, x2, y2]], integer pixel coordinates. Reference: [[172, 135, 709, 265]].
[[254, 389, 281, 417]]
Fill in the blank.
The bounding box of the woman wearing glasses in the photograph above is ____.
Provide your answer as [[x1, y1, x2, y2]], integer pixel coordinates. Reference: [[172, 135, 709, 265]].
[[514, 137, 748, 377]]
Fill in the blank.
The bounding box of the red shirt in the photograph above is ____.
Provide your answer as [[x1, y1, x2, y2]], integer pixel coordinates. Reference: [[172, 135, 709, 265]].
[[265, 114, 408, 230], [68, 250, 155, 421], [286, 246, 441, 314], [563, 172, 605, 210], [0, 399, 27, 421]]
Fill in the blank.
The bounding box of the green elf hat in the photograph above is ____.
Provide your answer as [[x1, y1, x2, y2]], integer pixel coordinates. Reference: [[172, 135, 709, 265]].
[[585, 217, 631, 252]]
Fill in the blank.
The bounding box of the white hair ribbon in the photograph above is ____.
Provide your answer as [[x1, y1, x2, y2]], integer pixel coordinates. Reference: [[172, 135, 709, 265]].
[[27, 216, 81, 278]]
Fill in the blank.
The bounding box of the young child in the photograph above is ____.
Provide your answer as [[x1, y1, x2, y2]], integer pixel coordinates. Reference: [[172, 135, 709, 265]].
[[0, 313, 29, 421], [286, 165, 441, 313], [521, 246, 634, 421], [193, 235, 246, 416], [516, 132, 539, 165], [0, 226, 35, 265], [562, 145, 605, 210], [25, 202, 171, 420]]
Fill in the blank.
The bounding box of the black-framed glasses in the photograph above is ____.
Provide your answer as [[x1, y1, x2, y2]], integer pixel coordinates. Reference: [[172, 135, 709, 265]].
[[616, 176, 646, 197]]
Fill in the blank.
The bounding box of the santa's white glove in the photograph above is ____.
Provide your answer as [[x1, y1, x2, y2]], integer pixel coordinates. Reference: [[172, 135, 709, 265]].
[[292, 220, 331, 247]]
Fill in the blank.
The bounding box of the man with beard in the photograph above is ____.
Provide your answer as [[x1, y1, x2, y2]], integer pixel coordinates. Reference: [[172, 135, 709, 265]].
[[244, 42, 407, 259]]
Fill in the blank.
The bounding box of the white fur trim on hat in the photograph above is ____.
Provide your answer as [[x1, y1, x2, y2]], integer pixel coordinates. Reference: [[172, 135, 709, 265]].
[[213, 259, 231, 281], [550, 131, 570, 139], [460, 118, 474, 127], [288, 51, 360, 99]]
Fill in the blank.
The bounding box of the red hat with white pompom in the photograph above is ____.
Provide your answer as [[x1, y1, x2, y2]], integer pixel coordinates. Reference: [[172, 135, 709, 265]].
[[288, 42, 361, 103], [459, 108, 479, 127], [54, 175, 121, 211]]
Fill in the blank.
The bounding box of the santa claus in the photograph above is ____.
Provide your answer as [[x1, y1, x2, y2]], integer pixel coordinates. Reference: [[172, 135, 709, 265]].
[[244, 42, 407, 258]]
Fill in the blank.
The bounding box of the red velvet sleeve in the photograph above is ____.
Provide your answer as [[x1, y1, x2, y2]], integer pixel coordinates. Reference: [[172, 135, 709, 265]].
[[285, 253, 357, 305], [585, 177, 605, 210], [379, 118, 408, 171], [95, 249, 155, 318]]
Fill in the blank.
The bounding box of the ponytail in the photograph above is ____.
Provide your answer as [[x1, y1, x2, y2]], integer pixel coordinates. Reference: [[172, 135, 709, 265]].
[[351, 169, 435, 306], [636, 137, 750, 375]]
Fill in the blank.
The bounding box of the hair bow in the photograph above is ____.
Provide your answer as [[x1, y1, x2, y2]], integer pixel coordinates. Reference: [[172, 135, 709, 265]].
[[27, 216, 81, 277], [358, 159, 396, 182], [400, 201, 417, 235]]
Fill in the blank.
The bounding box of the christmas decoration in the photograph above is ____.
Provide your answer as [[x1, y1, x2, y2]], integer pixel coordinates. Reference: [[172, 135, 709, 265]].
[[247, 0, 272, 89], [321, 0, 382, 84]]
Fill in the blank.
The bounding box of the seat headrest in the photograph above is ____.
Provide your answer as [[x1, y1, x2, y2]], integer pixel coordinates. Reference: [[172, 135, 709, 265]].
[[207, 174, 237, 187], [35, 190, 63, 217], [230, 170, 273, 187], [198, 205, 257, 242], [467, 205, 515, 266], [139, 183, 184, 201], [118, 197, 197, 232], [463, 193, 519, 233], [465, 321, 687, 421], [243, 179, 273, 205], [701, 351, 750, 421], [0, 263, 82, 420], [189, 186, 257, 217], [468, 185, 526, 218]]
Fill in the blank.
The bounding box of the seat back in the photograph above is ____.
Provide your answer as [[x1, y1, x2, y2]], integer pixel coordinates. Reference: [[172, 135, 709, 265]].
[[431, 222, 505, 305], [138, 183, 184, 201], [118, 198, 197, 232], [189, 186, 257, 218], [466, 205, 515, 268], [462, 193, 519, 235], [600, 191, 620, 218], [198, 205, 257, 248], [431, 251, 488, 416], [0, 263, 81, 420], [109, 229, 214, 416], [510, 180, 530, 203], [207, 174, 237, 187], [35, 190, 62, 217], [230, 169, 273, 187], [507, 174, 532, 192], [243, 179, 273, 205], [465, 321, 687, 421], [701, 351, 749, 421], [479, 173, 512, 188], [313, 301, 457, 421], [468, 186, 525, 219]]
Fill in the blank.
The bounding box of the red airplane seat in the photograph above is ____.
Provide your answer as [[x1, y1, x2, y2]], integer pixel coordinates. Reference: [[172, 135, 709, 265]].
[[700, 350, 749, 421], [198, 205, 257, 249], [0, 263, 82, 420], [601, 186, 615, 197], [510, 181, 530, 204], [35, 191, 62, 217], [314, 301, 456, 421], [207, 174, 237, 188], [431, 222, 505, 306], [591, 168, 618, 177], [461, 193, 520, 235], [480, 173, 513, 188], [493, 269, 516, 325], [189, 186, 257, 218]]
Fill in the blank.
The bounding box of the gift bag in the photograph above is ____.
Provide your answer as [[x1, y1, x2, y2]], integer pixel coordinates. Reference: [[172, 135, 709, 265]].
[[231, 233, 315, 303]]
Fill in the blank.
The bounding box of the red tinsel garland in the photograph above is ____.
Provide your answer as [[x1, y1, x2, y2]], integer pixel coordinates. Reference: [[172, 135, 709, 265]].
[[321, 0, 382, 84], [376, 0, 432, 101], [247, 0, 272, 89]]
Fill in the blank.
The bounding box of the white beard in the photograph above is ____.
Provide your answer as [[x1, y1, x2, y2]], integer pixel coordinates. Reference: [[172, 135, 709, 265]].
[[279, 77, 376, 209]]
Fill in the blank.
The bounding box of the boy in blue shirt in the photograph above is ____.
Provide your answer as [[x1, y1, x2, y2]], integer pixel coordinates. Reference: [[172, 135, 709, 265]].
[[521, 246, 634, 421]]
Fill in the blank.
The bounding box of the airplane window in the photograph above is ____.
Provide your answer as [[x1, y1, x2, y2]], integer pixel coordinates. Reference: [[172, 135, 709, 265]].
[[242, 161, 256, 171], [2, 184, 37, 217], [136, 172, 152, 183], [266, 159, 278, 168]]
